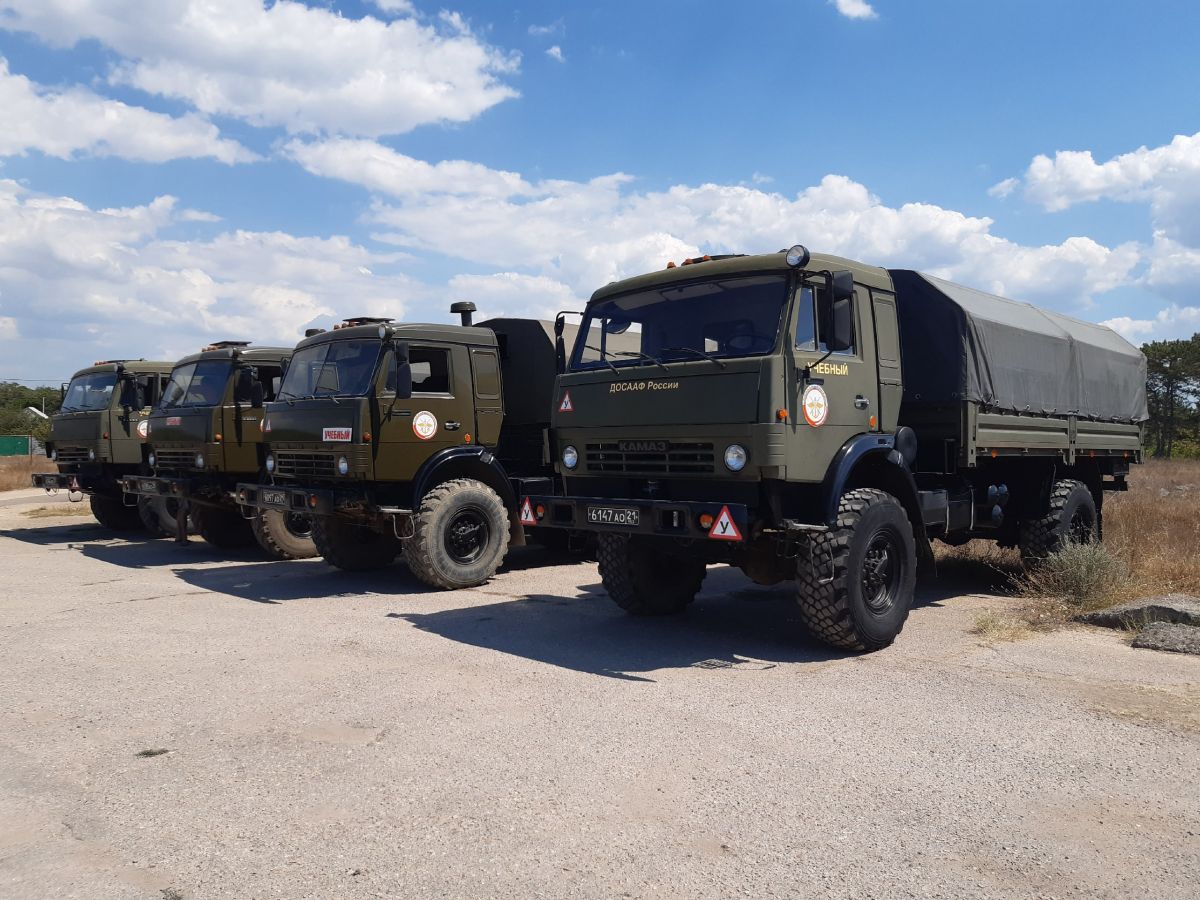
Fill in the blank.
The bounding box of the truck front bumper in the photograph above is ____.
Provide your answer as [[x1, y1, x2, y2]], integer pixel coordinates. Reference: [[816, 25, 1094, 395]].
[[235, 482, 350, 517], [32, 472, 98, 492], [522, 494, 749, 542], [119, 474, 201, 502]]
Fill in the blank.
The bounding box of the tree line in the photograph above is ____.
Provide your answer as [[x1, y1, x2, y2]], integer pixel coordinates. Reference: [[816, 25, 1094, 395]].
[[1143, 336, 1200, 458], [0, 382, 63, 442]]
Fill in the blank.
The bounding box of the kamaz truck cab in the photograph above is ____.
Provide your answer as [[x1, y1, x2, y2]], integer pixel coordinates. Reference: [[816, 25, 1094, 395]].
[[117, 342, 315, 558], [523, 246, 1145, 652], [236, 306, 559, 589], [33, 359, 174, 530]]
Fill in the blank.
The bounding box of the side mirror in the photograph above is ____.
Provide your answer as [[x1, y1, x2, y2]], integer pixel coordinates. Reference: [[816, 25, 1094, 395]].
[[118, 375, 139, 410], [250, 381, 264, 409], [234, 366, 256, 403], [393, 340, 413, 400], [553, 310, 583, 375], [831, 270, 855, 302], [827, 297, 854, 352], [60, 382, 68, 402]]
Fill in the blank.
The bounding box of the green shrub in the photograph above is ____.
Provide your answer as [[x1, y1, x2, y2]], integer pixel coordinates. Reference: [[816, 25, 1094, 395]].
[[1016, 540, 1126, 610]]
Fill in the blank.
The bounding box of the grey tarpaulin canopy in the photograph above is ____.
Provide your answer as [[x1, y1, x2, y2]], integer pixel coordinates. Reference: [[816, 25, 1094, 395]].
[[889, 270, 1148, 423]]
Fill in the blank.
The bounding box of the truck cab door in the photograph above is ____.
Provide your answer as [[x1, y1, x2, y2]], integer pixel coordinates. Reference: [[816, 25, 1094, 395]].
[[377, 343, 475, 482], [789, 281, 877, 481]]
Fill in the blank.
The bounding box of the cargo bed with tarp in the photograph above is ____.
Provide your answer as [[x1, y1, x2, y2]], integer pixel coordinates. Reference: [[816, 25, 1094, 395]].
[[889, 270, 1145, 471]]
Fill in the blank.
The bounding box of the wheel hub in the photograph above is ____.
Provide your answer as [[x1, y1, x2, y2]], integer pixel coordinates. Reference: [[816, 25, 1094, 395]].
[[445, 508, 489, 564], [862, 530, 900, 613]]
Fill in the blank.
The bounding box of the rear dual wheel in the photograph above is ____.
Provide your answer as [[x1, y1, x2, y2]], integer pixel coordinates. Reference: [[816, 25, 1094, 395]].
[[597, 534, 707, 615], [192, 505, 257, 550]]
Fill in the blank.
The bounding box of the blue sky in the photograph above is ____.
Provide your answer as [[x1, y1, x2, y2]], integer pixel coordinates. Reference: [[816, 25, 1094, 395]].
[[1, 0, 1198, 381]]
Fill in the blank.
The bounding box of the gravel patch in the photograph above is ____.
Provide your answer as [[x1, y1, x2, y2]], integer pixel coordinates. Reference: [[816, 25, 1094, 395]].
[[1132, 622, 1200, 656], [1076, 593, 1200, 628]]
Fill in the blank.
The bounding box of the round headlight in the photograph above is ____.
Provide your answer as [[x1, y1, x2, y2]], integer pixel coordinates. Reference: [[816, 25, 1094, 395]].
[[148, 451, 156, 467], [338, 455, 349, 475], [723, 444, 748, 472], [265, 453, 275, 473], [88, 448, 96, 461], [50, 448, 57, 461], [194, 452, 205, 469], [785, 244, 811, 268], [562, 445, 579, 469]]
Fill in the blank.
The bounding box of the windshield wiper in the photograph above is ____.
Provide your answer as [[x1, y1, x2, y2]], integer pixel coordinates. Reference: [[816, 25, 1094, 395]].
[[659, 346, 727, 369], [613, 350, 669, 371], [582, 345, 619, 373]]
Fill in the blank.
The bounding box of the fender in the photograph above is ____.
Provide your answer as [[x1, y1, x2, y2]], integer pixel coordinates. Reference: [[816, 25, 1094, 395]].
[[821, 432, 919, 526], [411, 445, 515, 508]]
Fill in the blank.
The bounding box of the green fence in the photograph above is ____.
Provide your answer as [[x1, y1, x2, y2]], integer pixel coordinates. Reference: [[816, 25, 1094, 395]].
[[0, 435, 33, 456]]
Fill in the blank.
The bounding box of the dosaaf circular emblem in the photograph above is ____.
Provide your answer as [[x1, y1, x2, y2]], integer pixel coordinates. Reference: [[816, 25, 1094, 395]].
[[136, 419, 150, 439], [412, 410, 438, 440], [802, 384, 829, 427]]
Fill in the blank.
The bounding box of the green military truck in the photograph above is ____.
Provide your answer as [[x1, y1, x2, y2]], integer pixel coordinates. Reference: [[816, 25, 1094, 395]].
[[117, 342, 316, 558], [32, 359, 175, 529], [522, 246, 1146, 651], [235, 305, 560, 588]]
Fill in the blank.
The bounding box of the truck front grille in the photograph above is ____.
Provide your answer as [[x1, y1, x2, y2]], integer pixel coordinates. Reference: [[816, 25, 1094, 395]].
[[273, 447, 369, 479], [585, 441, 715, 475], [154, 449, 197, 469], [55, 446, 92, 464]]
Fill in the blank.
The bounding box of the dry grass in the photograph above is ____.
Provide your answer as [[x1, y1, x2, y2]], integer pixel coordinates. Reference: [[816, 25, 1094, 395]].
[[22, 503, 94, 519], [946, 459, 1200, 636], [0, 455, 50, 491]]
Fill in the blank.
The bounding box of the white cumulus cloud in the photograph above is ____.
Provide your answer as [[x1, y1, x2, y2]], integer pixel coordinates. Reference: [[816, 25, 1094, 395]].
[[0, 58, 255, 164], [0, 0, 521, 137], [546, 45, 565, 63], [831, 0, 878, 20], [0, 179, 423, 374]]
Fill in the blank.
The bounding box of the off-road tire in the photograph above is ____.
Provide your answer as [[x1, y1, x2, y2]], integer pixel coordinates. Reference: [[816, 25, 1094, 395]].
[[404, 478, 510, 589], [137, 496, 193, 537], [89, 494, 142, 531], [1018, 479, 1097, 566], [312, 515, 401, 572], [253, 509, 318, 560], [193, 505, 257, 550], [597, 533, 707, 616], [794, 488, 917, 652]]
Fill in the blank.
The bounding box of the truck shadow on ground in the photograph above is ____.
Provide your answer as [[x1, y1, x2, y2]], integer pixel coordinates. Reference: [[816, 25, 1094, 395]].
[[168, 546, 568, 603], [171, 557, 437, 603], [394, 566, 864, 681]]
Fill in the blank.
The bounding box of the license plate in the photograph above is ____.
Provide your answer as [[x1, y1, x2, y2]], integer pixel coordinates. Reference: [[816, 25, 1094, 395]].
[[140, 480, 160, 493], [587, 505, 640, 527], [261, 489, 288, 506]]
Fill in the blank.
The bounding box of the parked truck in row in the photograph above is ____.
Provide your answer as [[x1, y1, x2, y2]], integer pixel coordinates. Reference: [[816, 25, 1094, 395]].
[[523, 245, 1146, 651], [117, 342, 317, 559], [235, 305, 561, 588], [33, 359, 176, 530]]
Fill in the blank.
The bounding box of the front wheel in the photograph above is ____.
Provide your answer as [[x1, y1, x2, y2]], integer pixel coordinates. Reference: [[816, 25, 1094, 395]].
[[597, 534, 707, 615], [312, 515, 400, 571], [89, 494, 142, 531], [404, 478, 510, 589], [137, 495, 194, 537], [253, 509, 317, 560], [193, 505, 257, 550], [795, 488, 917, 652]]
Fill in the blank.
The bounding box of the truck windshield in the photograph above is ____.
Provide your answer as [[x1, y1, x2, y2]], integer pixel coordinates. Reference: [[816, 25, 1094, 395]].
[[61, 372, 118, 412], [160, 360, 231, 408], [277, 339, 381, 400], [570, 274, 790, 370]]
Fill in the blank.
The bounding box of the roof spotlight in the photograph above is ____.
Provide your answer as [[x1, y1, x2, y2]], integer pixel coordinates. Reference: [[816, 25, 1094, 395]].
[[785, 244, 811, 268]]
